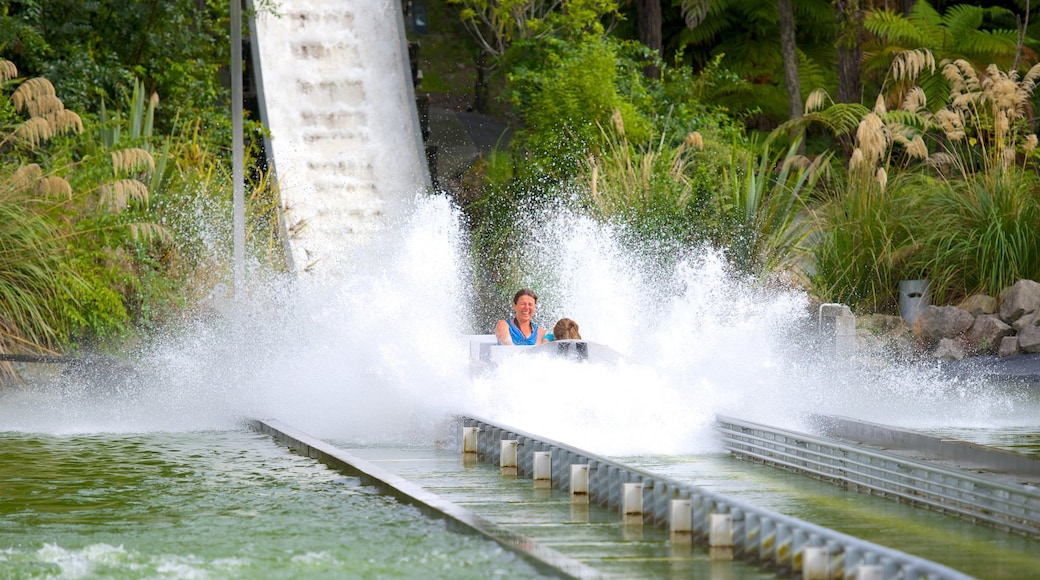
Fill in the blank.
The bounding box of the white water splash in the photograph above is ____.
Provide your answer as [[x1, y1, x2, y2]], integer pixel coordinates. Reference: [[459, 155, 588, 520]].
[[1, 193, 1034, 451]]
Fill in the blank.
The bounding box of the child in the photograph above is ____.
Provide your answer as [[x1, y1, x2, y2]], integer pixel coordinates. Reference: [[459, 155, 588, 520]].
[[552, 318, 581, 341]]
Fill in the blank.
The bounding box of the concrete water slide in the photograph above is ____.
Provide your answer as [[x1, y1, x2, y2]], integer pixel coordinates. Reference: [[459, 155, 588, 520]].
[[251, 0, 429, 278]]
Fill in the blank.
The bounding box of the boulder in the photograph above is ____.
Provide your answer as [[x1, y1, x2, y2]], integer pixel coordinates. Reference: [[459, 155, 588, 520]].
[[998, 279, 1040, 324], [1012, 310, 1040, 332], [856, 313, 905, 335], [957, 294, 997, 316], [965, 314, 1014, 355], [998, 335, 1020, 357], [931, 338, 966, 360], [913, 305, 974, 346], [1018, 325, 1040, 354]]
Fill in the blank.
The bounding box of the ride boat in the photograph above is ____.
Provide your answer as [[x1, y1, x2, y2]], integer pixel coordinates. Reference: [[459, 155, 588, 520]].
[[466, 335, 627, 374]]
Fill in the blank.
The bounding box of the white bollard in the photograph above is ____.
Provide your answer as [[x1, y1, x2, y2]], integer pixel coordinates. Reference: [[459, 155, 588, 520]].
[[500, 440, 518, 475], [802, 547, 830, 580], [622, 482, 643, 525], [533, 451, 551, 489], [854, 565, 884, 580], [462, 427, 478, 454], [670, 499, 693, 542], [709, 513, 733, 547], [570, 464, 589, 503]]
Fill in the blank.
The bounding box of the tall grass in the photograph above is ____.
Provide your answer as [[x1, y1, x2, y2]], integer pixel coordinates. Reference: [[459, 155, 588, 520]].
[[803, 51, 1040, 311], [917, 168, 1040, 302], [912, 60, 1040, 301], [578, 110, 707, 244], [0, 177, 75, 355], [808, 171, 929, 312]]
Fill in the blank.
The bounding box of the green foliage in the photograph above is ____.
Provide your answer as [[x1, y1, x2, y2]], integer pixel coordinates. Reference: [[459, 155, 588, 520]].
[[0, 177, 73, 353], [506, 35, 653, 178], [58, 247, 131, 342], [719, 140, 829, 279], [0, 0, 232, 148], [917, 168, 1040, 302], [448, 0, 619, 57], [672, 0, 836, 128], [862, 0, 1027, 105]]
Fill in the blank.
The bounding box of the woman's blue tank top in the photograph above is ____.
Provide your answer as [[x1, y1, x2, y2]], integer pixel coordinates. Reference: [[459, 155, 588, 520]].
[[507, 318, 539, 345]]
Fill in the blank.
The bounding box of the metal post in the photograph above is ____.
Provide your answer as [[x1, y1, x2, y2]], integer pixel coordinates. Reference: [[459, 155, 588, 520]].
[[231, 0, 245, 294]]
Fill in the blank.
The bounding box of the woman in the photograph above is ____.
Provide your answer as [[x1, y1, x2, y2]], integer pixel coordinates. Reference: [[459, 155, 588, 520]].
[[495, 288, 548, 345]]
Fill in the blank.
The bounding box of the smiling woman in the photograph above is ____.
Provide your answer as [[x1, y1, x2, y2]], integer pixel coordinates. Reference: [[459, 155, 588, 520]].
[[494, 288, 548, 345]]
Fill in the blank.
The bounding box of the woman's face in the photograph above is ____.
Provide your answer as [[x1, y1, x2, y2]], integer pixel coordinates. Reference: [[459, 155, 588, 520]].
[[513, 295, 536, 324]]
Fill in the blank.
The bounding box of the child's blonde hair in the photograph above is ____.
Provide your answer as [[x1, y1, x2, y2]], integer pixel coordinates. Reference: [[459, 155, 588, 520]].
[[553, 318, 581, 340]]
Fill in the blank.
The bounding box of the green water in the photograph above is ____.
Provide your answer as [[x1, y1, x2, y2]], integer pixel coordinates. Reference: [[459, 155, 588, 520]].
[[617, 452, 1040, 579], [0, 430, 548, 579]]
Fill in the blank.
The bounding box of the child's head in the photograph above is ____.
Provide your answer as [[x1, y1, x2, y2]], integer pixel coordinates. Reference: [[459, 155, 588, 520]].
[[553, 318, 581, 340]]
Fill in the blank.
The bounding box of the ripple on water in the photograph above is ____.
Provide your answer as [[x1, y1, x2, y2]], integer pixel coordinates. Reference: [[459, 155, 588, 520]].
[[0, 430, 549, 579]]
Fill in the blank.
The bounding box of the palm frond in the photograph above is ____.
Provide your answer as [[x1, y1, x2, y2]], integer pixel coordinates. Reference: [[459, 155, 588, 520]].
[[864, 9, 928, 46]]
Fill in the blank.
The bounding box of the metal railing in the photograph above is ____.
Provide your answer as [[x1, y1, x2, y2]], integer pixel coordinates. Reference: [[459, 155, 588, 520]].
[[717, 415, 1040, 539], [460, 415, 972, 580]]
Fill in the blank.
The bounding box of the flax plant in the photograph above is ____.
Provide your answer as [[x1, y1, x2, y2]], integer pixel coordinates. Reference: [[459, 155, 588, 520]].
[[720, 139, 829, 281]]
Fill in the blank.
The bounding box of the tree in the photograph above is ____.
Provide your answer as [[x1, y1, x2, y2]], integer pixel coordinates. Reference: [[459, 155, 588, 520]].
[[835, 0, 864, 104], [635, 0, 663, 78], [777, 0, 803, 138], [448, 0, 620, 111], [0, 0, 231, 137], [677, 0, 830, 129]]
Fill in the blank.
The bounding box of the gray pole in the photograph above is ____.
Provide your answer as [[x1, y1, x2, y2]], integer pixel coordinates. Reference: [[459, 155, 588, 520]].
[[231, 0, 246, 294]]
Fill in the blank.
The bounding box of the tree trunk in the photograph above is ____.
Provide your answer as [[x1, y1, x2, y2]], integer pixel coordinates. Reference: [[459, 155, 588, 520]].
[[901, 0, 916, 15], [835, 0, 863, 104], [777, 0, 802, 147], [636, 0, 663, 79], [473, 50, 490, 113]]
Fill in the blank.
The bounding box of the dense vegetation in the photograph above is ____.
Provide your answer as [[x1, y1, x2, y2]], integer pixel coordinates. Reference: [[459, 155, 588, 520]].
[[443, 0, 1040, 315], [0, 0, 281, 370], [1, 0, 1038, 369]]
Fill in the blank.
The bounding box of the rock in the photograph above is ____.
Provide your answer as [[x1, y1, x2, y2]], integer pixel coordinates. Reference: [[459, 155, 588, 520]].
[[957, 294, 997, 316], [856, 313, 905, 335], [998, 335, 1020, 357], [913, 305, 974, 347], [932, 338, 966, 360], [1018, 325, 1040, 353], [998, 279, 1040, 324], [856, 325, 916, 360], [965, 314, 1014, 355], [1012, 310, 1040, 332]]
